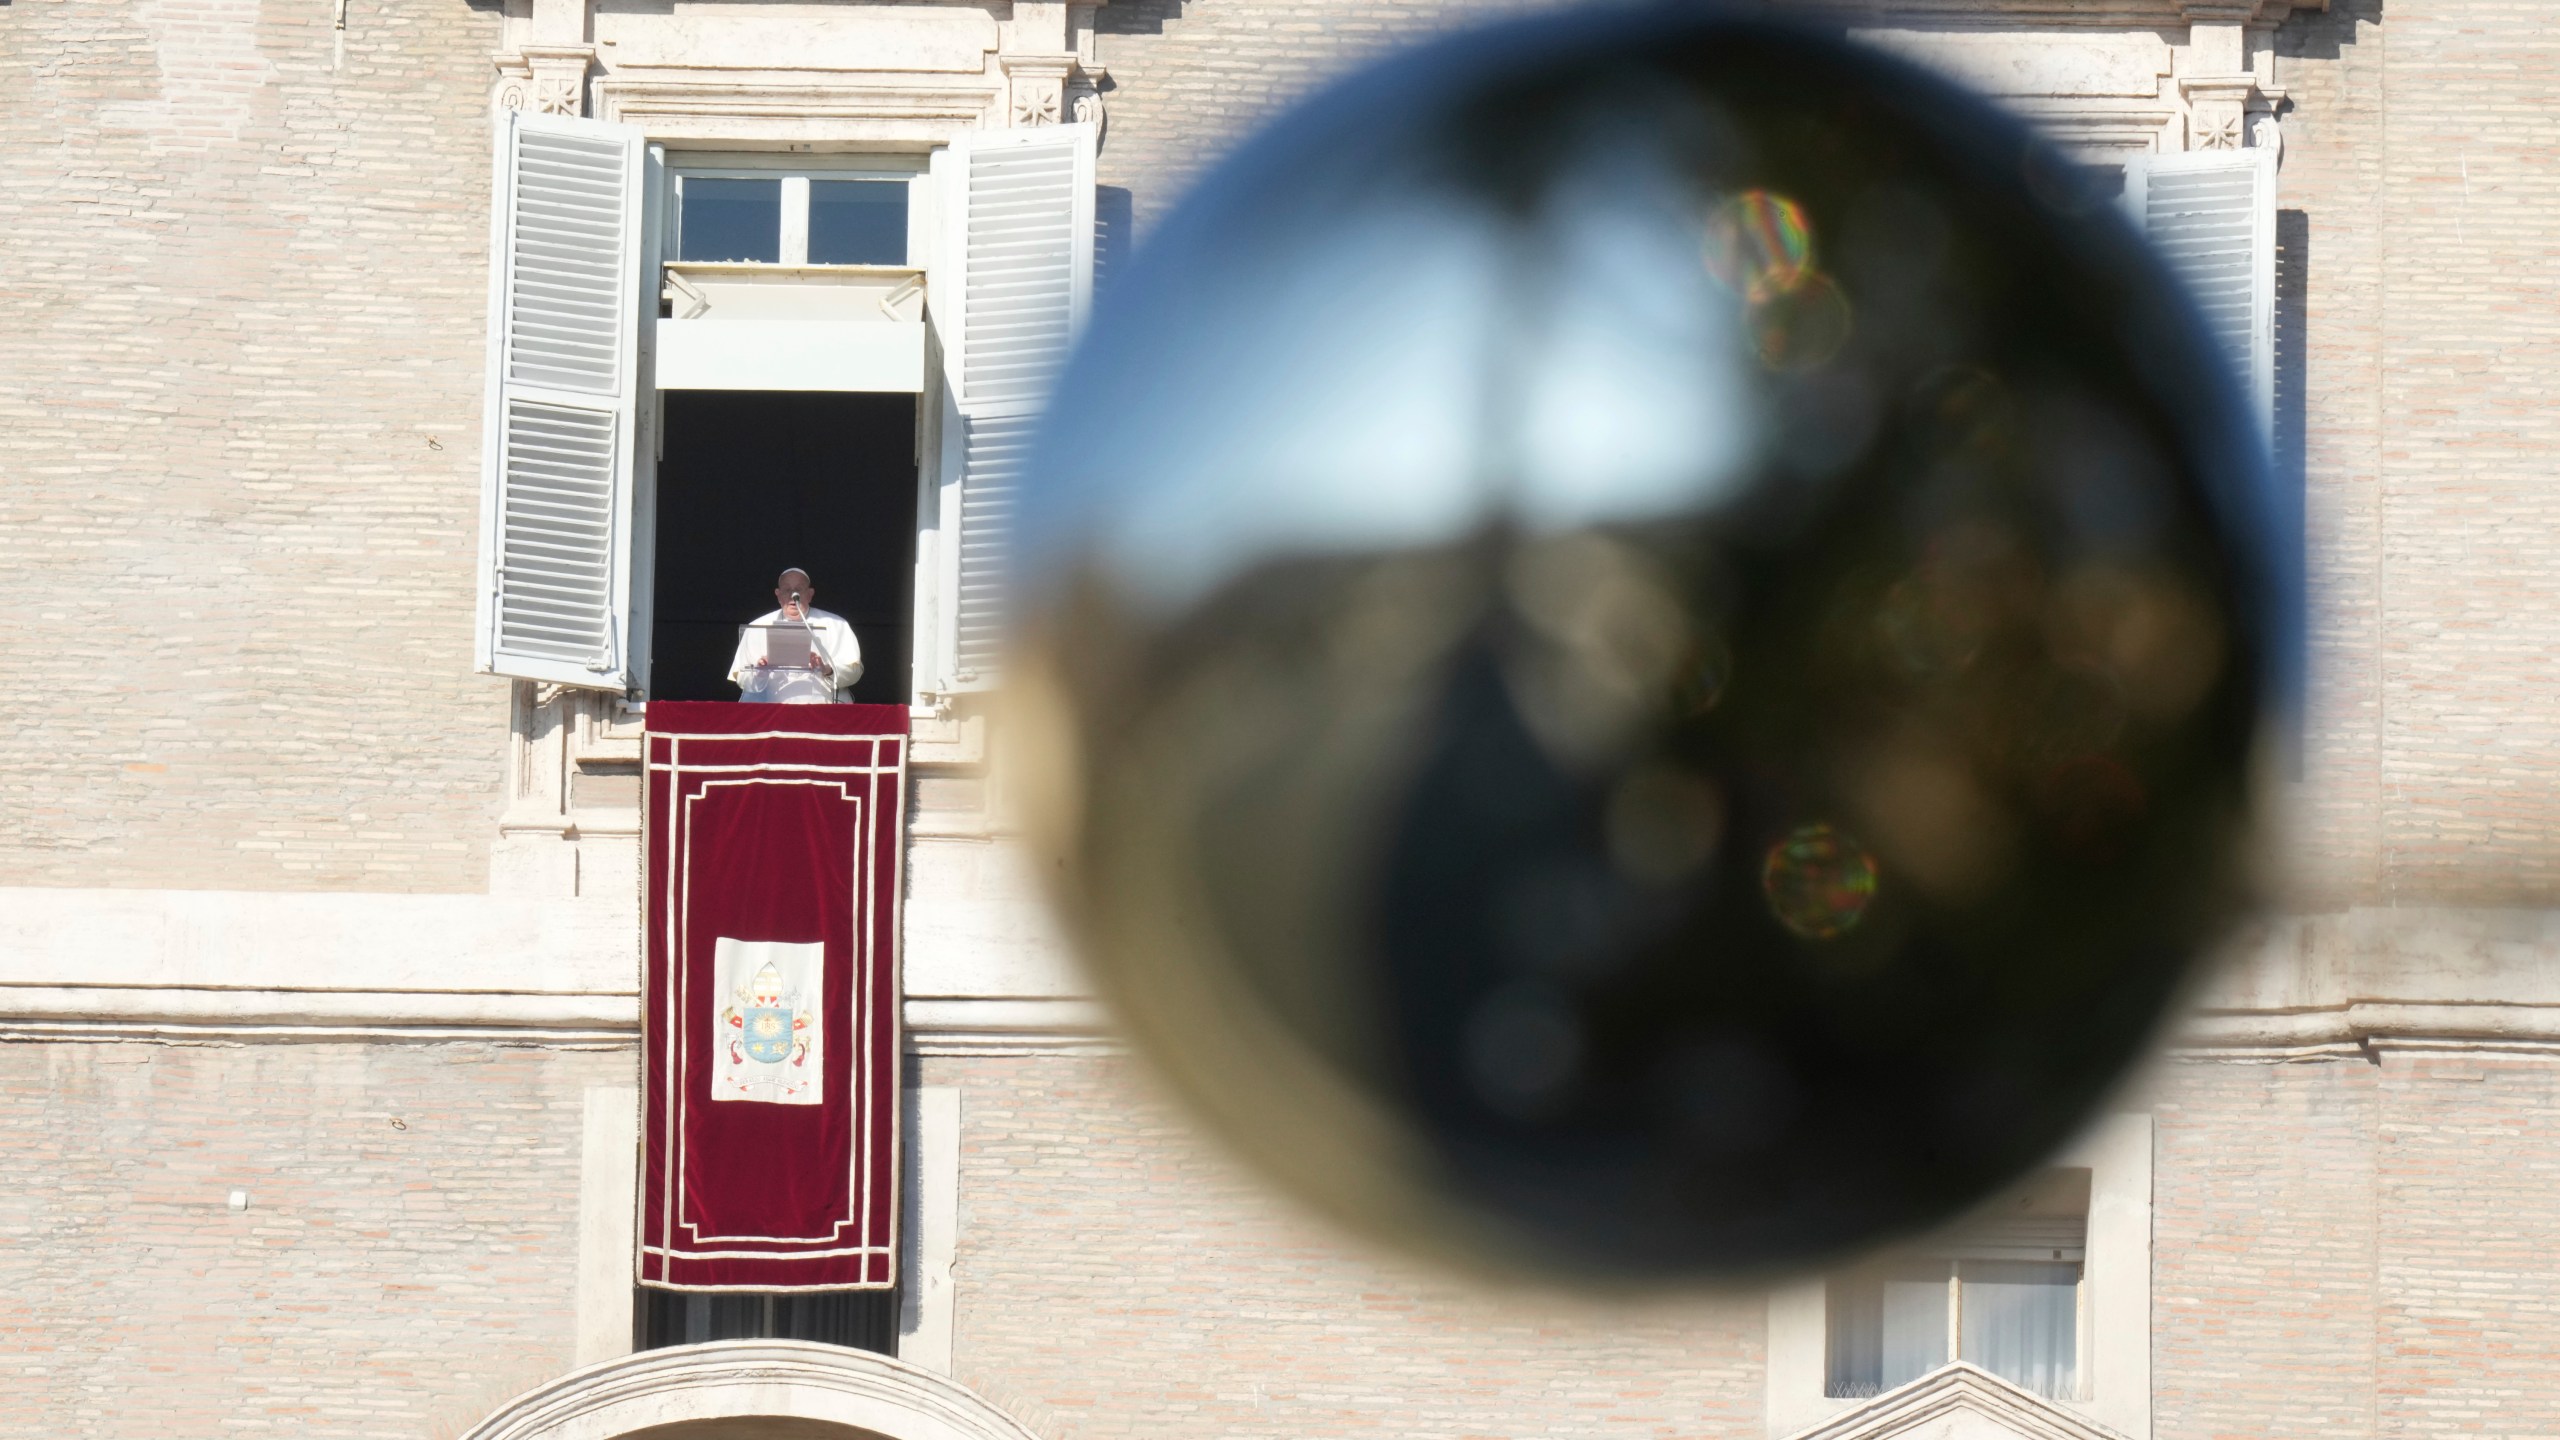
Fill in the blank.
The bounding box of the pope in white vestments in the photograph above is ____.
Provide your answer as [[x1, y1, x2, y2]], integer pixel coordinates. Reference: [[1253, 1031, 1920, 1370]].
[[729, 567, 865, 704]]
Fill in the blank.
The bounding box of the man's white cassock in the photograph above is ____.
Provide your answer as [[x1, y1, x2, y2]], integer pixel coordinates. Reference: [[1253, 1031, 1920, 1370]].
[[728, 607, 865, 704]]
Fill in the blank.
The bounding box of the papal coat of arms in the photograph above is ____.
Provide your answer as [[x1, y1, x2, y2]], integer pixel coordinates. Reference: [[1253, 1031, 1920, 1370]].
[[710, 938, 824, 1106]]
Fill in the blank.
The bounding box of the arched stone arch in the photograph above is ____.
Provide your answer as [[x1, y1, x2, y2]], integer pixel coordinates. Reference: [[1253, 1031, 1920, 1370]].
[[463, 1342, 1046, 1440]]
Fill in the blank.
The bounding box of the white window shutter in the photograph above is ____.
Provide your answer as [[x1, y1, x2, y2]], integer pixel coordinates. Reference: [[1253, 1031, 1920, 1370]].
[[475, 109, 652, 691], [2125, 146, 2276, 438], [936, 122, 1097, 690]]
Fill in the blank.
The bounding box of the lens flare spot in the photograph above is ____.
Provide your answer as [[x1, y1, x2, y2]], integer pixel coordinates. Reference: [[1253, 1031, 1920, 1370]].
[[1761, 823, 1880, 940], [1706, 190, 1816, 301], [1749, 273, 1853, 372]]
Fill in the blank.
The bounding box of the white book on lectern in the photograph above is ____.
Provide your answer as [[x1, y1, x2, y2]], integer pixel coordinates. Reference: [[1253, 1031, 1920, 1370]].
[[759, 621, 816, 669]]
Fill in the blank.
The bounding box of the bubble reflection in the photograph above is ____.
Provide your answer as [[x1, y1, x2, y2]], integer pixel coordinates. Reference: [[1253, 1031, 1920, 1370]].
[[1750, 271, 1853, 371], [1761, 823, 1881, 940], [1706, 189, 1816, 300], [1016, 6, 2283, 1286]]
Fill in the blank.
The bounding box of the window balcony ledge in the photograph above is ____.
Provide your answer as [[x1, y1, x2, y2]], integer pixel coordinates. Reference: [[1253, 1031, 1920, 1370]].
[[663, 262, 924, 323]]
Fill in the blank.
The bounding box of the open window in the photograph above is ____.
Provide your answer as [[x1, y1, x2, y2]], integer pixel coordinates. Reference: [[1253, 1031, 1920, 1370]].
[[646, 390, 920, 703], [476, 115, 1097, 705]]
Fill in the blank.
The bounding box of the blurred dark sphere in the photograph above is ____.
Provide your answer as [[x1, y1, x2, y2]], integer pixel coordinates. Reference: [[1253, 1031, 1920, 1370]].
[[1009, 5, 2285, 1284]]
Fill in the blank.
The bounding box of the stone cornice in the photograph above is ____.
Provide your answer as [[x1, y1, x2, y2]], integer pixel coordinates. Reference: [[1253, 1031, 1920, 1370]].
[[1778, 0, 2324, 23], [592, 72, 1005, 143], [0, 992, 1120, 1053], [2177, 1002, 2560, 1060], [0, 887, 1110, 1052], [13, 890, 2560, 1063]]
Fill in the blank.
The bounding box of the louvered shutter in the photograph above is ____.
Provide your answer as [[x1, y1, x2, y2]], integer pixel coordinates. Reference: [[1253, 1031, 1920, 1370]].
[[2125, 146, 2276, 437], [937, 123, 1097, 689], [475, 109, 652, 691]]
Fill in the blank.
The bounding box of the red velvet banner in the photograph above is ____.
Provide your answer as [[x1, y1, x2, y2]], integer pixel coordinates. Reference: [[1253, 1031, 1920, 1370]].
[[639, 702, 907, 1292]]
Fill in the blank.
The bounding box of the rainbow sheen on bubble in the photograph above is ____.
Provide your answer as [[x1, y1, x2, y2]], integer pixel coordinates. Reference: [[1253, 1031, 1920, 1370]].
[[1706, 189, 1816, 301], [1760, 824, 1881, 940]]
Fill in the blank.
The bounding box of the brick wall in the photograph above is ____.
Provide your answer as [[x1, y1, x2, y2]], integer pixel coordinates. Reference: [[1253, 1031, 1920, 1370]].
[[2154, 1052, 2560, 1440], [0, 1040, 615, 1437], [2361, 0, 2560, 901], [17, 1037, 2560, 1439], [1093, 0, 1557, 235], [2274, 0, 2390, 903], [2153, 1057, 2380, 1439], [0, 0, 510, 892], [927, 1050, 1767, 1440]]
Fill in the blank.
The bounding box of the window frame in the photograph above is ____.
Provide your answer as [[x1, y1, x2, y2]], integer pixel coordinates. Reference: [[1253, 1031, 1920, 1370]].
[[668, 152, 931, 270], [1824, 1251, 2092, 1403], [647, 146, 945, 710], [482, 123, 1093, 717]]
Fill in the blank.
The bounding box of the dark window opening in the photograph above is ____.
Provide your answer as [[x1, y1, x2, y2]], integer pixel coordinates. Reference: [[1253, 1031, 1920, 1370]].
[[648, 390, 918, 705], [636, 1286, 898, 1354], [677, 177, 782, 263], [809, 179, 908, 265]]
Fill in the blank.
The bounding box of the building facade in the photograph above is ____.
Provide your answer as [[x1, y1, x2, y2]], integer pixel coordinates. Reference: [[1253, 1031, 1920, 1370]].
[[9, 0, 2560, 1436]]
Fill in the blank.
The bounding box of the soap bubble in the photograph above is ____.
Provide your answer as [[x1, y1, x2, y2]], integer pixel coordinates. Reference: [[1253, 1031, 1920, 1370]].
[[1706, 190, 1817, 301], [1762, 823, 1881, 940], [1008, 7, 2286, 1284], [1748, 271, 1854, 371]]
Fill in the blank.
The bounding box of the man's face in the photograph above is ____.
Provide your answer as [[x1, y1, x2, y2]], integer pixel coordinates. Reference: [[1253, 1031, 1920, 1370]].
[[775, 571, 814, 618]]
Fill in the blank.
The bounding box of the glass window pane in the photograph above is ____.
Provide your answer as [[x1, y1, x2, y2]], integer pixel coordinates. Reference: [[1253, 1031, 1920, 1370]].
[[1879, 1275, 1950, 1390], [1959, 1260, 2080, 1400], [679, 177, 782, 263], [1825, 1274, 1885, 1398], [808, 179, 908, 265], [1830, 1264, 1950, 1398]]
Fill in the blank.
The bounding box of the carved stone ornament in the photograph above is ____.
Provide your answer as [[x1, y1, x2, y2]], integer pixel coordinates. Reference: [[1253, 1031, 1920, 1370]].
[[2251, 110, 2285, 163], [1002, 53, 1078, 128], [1013, 83, 1063, 127], [492, 63, 532, 115], [524, 45, 597, 117], [532, 73, 581, 116], [2180, 75, 2258, 151], [493, 45, 596, 117]]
